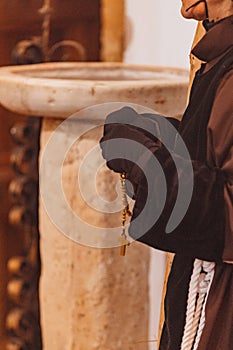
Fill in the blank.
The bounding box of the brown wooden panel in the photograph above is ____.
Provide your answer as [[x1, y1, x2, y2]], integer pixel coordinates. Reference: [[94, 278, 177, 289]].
[[0, 113, 25, 166], [0, 0, 100, 31], [0, 2, 101, 346], [60, 20, 100, 61], [0, 167, 27, 345], [0, 168, 9, 343]]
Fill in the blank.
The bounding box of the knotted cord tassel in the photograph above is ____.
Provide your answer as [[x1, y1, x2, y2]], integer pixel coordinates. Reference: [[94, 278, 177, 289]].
[[181, 259, 215, 350]]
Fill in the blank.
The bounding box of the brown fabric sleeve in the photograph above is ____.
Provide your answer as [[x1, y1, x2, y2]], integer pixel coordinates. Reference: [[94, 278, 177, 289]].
[[129, 146, 225, 261], [207, 69, 233, 261]]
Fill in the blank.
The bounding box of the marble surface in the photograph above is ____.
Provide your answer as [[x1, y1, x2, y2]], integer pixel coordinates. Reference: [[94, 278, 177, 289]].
[[0, 62, 189, 118]]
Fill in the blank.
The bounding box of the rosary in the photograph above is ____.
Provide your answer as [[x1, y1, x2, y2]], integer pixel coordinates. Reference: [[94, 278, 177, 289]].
[[119, 173, 132, 256]]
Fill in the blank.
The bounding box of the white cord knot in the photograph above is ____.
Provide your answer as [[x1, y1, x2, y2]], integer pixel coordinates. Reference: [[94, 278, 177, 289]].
[[202, 260, 215, 273], [180, 259, 215, 350], [198, 279, 209, 294]]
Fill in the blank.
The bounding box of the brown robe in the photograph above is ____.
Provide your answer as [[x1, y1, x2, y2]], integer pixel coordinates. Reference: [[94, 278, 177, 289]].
[[158, 15, 233, 350], [155, 15, 233, 350], [194, 15, 233, 349], [129, 17, 233, 348]]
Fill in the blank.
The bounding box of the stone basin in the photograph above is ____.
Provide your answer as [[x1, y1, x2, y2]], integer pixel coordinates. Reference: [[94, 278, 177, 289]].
[[0, 62, 189, 118], [0, 61, 190, 350]]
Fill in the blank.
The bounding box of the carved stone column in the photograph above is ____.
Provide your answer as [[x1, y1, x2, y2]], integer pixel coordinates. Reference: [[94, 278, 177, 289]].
[[39, 118, 150, 350]]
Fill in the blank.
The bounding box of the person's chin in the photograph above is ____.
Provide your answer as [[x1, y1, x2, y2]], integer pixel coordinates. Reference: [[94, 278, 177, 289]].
[[180, 3, 207, 21]]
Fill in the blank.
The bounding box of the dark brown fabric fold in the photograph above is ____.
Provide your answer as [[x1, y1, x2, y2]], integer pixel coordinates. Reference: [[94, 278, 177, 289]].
[[198, 263, 233, 349]]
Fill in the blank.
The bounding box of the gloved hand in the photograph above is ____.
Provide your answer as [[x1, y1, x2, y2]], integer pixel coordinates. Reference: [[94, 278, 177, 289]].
[[100, 106, 160, 176]]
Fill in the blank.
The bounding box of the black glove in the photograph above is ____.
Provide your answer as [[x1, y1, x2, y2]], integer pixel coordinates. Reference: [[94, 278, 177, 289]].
[[100, 106, 160, 174], [100, 106, 180, 199]]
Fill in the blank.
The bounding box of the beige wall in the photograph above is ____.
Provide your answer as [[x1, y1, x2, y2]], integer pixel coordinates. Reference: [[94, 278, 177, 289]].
[[124, 0, 197, 68]]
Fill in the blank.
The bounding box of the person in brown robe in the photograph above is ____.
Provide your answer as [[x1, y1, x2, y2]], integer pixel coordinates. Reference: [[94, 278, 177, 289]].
[[100, 1, 233, 349]]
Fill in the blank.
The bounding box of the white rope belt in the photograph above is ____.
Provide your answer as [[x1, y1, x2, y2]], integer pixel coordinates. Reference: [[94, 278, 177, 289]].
[[180, 259, 215, 350]]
